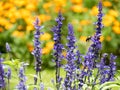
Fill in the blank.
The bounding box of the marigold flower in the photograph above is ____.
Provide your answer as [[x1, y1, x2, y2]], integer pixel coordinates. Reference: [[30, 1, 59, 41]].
[[71, 0, 83, 4], [12, 31, 25, 38], [40, 33, 52, 41], [79, 36, 87, 42], [80, 20, 91, 26], [90, 6, 98, 16], [103, 14, 115, 26], [71, 5, 83, 13], [112, 26, 120, 34], [46, 41, 54, 49], [108, 10, 119, 17], [103, 1, 112, 7], [42, 47, 51, 54]]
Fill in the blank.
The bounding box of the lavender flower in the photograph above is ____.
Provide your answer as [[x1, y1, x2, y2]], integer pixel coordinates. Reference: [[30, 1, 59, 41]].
[[0, 55, 5, 89], [52, 12, 64, 89], [40, 83, 44, 90], [107, 53, 117, 81], [99, 53, 109, 84], [32, 17, 44, 84], [6, 42, 11, 52], [6, 67, 11, 90], [64, 24, 76, 89], [82, 0, 103, 77], [16, 67, 27, 90]]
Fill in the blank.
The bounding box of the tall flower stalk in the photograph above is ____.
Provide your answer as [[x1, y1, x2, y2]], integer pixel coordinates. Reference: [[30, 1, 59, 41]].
[[6, 42, 12, 60], [79, 0, 104, 87], [6, 68, 11, 90], [64, 24, 76, 89], [32, 18, 43, 86], [52, 12, 64, 90], [0, 54, 5, 89], [16, 67, 27, 90]]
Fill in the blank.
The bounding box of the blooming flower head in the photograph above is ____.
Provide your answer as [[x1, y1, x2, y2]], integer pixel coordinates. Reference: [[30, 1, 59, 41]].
[[6, 42, 11, 52], [32, 17, 44, 72], [64, 24, 76, 89], [0, 56, 5, 88], [16, 67, 27, 90], [52, 11, 64, 88]]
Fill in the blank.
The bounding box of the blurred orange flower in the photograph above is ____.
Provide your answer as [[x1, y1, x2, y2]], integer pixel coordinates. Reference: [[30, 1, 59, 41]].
[[90, 6, 98, 16], [27, 43, 34, 52], [100, 36, 104, 42], [12, 31, 25, 38], [71, 5, 83, 13], [71, 0, 83, 4], [80, 20, 91, 26], [39, 14, 51, 23], [79, 36, 87, 42], [108, 10, 119, 17], [40, 33, 52, 41], [103, 14, 115, 26], [46, 41, 54, 50], [103, 1, 112, 7], [112, 26, 120, 34], [42, 47, 51, 54]]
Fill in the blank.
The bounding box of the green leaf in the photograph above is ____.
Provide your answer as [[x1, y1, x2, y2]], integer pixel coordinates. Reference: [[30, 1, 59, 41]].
[[2, 61, 14, 66], [101, 84, 120, 90]]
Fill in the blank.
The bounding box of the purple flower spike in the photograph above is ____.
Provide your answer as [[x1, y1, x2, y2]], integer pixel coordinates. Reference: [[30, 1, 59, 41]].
[[99, 53, 108, 84], [32, 17, 43, 85], [52, 11, 64, 89], [6, 42, 11, 52], [16, 67, 27, 90], [0, 56, 5, 89], [64, 24, 76, 89], [108, 53, 117, 81]]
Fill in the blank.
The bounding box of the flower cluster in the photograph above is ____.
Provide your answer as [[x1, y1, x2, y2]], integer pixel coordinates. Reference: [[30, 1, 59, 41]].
[[16, 67, 27, 90], [0, 55, 5, 89], [52, 12, 64, 89], [32, 17, 44, 85], [64, 24, 77, 89]]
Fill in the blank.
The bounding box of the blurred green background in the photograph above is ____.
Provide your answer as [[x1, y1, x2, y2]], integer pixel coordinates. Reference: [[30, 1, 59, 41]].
[[0, 0, 120, 68]]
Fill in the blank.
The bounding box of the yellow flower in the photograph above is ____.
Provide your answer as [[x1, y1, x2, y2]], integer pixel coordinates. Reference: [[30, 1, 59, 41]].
[[71, 5, 83, 13], [80, 20, 91, 26], [71, 0, 83, 4], [0, 27, 3, 32], [26, 3, 36, 11], [54, 0, 66, 7], [27, 43, 34, 52], [62, 51, 67, 57], [90, 6, 98, 16], [13, 0, 27, 7], [103, 14, 115, 26], [112, 26, 120, 34], [26, 25, 34, 32], [12, 31, 25, 38], [40, 33, 52, 41], [103, 1, 112, 7], [100, 36, 104, 42], [39, 14, 51, 23], [46, 41, 54, 50], [42, 47, 51, 54], [106, 36, 112, 41], [108, 10, 119, 17], [43, 2, 52, 13], [113, 20, 119, 26], [79, 36, 87, 42]]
